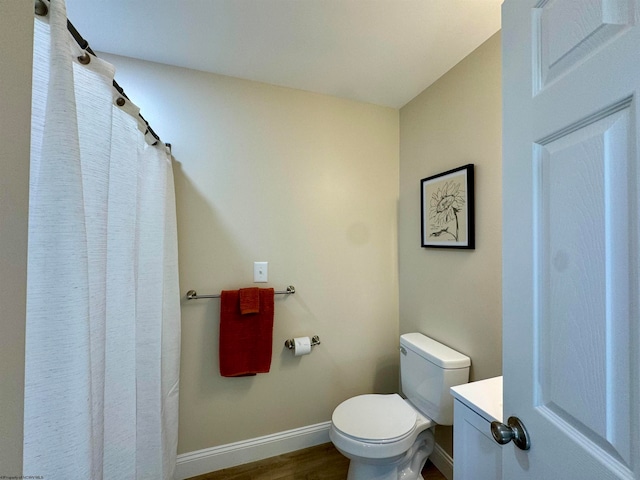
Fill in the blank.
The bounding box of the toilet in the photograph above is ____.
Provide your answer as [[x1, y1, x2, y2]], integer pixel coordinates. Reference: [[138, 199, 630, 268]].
[[329, 333, 471, 480]]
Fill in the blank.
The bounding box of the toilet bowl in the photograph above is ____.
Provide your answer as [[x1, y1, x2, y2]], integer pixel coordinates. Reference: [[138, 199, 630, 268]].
[[329, 333, 470, 480], [330, 394, 435, 480]]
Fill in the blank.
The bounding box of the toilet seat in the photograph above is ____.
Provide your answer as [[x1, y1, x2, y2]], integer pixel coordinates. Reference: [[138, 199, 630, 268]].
[[331, 394, 417, 443]]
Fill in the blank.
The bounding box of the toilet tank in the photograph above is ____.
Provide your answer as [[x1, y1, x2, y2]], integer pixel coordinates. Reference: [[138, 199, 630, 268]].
[[400, 333, 470, 426]]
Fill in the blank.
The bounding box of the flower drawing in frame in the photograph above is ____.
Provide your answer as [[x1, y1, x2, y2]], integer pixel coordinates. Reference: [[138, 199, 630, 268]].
[[430, 180, 465, 241], [421, 164, 475, 249]]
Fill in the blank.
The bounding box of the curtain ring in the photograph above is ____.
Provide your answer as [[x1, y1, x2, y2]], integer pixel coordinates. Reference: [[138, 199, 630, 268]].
[[77, 52, 91, 65], [34, 0, 48, 16], [116, 97, 126, 107]]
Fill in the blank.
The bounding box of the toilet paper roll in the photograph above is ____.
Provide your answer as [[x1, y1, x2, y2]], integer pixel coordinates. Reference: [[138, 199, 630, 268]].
[[293, 336, 312, 356]]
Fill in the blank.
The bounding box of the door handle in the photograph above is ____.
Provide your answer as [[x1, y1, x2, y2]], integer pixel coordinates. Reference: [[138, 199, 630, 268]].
[[490, 416, 531, 450]]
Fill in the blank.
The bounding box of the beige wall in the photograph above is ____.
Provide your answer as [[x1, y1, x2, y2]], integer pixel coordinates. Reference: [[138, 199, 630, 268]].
[[398, 32, 502, 454], [0, 1, 33, 474], [102, 54, 400, 453]]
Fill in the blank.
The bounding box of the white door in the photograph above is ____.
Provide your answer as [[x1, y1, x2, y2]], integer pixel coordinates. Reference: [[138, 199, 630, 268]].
[[502, 0, 640, 479]]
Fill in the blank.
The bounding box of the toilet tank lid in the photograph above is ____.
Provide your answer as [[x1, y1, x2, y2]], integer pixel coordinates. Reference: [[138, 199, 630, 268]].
[[401, 333, 470, 369]]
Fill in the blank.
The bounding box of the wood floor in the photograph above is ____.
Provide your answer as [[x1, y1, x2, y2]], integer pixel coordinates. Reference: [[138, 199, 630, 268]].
[[187, 443, 447, 480]]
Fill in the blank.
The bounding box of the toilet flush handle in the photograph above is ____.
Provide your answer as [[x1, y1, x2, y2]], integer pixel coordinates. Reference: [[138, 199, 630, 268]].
[[490, 416, 531, 450]]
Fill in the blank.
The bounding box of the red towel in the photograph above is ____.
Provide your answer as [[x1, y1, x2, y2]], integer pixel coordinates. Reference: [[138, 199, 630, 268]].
[[239, 287, 260, 314], [219, 288, 274, 377]]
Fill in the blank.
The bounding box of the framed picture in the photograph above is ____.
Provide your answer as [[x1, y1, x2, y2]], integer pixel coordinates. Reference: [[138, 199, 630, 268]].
[[421, 164, 475, 249]]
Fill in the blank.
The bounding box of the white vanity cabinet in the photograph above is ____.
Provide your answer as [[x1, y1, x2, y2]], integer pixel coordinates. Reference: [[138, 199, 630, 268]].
[[450, 376, 503, 480]]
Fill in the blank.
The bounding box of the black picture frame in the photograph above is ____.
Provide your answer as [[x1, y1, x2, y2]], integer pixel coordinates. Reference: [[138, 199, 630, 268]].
[[420, 164, 475, 249]]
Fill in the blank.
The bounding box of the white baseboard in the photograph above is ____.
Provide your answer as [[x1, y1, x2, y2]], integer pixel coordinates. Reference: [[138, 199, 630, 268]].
[[174, 424, 453, 480], [430, 442, 454, 480], [174, 421, 331, 480]]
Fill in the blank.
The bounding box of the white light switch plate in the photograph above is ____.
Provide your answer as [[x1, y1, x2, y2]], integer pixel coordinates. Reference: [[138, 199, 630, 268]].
[[254, 262, 268, 283]]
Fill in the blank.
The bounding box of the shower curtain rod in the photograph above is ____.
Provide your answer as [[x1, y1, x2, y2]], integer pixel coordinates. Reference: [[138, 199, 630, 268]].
[[34, 0, 170, 150]]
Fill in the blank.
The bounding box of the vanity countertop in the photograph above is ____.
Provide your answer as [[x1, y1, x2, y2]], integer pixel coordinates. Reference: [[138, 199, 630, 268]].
[[450, 376, 503, 423]]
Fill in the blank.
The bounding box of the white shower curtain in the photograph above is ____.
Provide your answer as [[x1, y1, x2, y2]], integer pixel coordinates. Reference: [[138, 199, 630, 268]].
[[24, 1, 180, 479]]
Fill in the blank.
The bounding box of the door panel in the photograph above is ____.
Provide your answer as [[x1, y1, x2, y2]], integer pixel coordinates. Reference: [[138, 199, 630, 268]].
[[535, 102, 633, 467], [534, 0, 633, 91]]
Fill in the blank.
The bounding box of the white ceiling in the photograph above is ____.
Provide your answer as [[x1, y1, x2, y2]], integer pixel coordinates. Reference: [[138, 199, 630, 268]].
[[64, 0, 502, 108]]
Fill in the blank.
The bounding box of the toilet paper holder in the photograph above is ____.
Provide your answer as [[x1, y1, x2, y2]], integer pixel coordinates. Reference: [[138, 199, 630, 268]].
[[284, 335, 321, 350]]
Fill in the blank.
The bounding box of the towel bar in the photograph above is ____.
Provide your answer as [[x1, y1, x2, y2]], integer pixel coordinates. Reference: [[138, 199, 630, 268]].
[[186, 285, 295, 300]]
